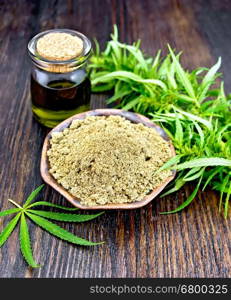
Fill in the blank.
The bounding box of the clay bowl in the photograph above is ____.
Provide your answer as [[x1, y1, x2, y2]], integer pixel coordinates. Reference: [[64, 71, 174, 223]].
[[41, 109, 176, 210]]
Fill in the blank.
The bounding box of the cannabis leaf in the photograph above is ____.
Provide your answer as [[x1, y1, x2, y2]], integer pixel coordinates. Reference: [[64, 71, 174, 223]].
[[27, 210, 104, 222], [0, 214, 21, 247], [0, 185, 104, 268], [20, 213, 40, 268], [89, 25, 231, 217]]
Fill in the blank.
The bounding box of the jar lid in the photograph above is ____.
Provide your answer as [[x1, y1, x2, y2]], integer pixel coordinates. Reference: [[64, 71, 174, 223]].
[[28, 29, 91, 73]]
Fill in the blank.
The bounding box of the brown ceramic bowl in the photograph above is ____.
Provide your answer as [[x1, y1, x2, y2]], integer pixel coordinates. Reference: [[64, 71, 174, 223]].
[[41, 109, 176, 210]]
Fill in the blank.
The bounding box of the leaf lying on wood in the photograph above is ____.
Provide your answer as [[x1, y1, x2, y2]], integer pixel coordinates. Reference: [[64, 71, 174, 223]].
[[0, 185, 104, 268]]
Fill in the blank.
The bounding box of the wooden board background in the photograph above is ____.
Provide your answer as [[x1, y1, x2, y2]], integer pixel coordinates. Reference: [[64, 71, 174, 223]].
[[0, 0, 230, 278]]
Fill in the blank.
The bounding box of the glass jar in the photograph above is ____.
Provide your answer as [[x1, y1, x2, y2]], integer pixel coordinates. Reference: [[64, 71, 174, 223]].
[[28, 29, 92, 128]]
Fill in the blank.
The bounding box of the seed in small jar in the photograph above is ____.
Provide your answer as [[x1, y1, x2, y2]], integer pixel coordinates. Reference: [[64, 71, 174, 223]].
[[36, 32, 84, 61]]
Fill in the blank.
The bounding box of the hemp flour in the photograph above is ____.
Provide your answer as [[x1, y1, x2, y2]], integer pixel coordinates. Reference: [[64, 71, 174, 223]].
[[47, 115, 173, 206]]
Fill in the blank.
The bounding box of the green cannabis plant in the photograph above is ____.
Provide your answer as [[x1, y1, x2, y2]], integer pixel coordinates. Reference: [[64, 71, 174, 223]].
[[89, 25, 231, 217]]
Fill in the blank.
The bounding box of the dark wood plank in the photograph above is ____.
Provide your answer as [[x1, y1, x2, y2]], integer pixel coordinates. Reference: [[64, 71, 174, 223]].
[[0, 0, 230, 278]]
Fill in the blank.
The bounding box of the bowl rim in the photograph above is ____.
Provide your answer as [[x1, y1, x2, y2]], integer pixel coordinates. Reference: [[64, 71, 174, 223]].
[[40, 109, 176, 210]]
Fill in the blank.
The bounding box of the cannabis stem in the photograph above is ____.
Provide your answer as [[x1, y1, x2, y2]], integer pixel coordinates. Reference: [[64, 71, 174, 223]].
[[8, 199, 23, 209]]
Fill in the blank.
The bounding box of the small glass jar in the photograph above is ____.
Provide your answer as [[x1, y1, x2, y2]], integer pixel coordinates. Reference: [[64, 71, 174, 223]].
[[28, 29, 92, 128]]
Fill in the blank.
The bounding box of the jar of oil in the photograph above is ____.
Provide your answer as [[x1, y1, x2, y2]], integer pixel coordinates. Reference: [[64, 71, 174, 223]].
[[28, 29, 92, 128]]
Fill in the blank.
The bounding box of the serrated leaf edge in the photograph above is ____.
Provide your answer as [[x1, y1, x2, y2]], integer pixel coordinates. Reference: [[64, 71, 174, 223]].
[[19, 213, 40, 268], [26, 212, 103, 246], [27, 209, 104, 222]]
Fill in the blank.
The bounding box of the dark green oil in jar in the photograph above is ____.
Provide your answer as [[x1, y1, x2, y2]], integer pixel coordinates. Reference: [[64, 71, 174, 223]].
[[31, 76, 91, 128]]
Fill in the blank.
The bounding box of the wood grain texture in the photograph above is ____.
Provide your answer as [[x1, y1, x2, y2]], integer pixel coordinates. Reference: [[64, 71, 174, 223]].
[[0, 0, 230, 278]]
